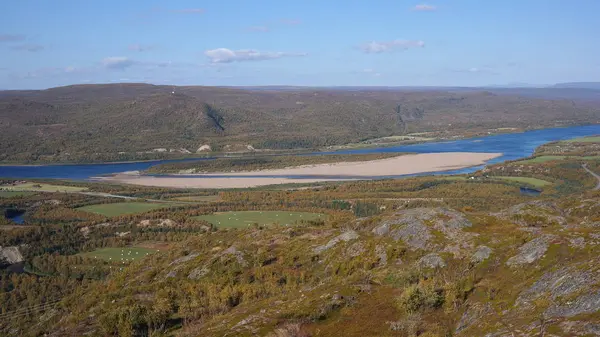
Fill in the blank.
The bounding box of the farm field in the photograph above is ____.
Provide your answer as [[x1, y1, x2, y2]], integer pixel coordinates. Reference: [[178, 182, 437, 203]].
[[492, 176, 552, 188], [195, 211, 324, 228], [78, 247, 159, 262], [77, 202, 169, 216], [1, 183, 87, 193], [518, 156, 567, 164]]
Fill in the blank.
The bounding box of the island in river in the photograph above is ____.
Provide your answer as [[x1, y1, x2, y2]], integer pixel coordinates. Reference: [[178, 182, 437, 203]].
[[97, 152, 501, 189]]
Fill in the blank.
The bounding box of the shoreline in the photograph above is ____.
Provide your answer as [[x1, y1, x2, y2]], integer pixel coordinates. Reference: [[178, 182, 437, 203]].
[[96, 152, 502, 189]]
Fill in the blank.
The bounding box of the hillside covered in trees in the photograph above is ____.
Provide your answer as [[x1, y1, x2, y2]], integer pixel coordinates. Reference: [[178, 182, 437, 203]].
[[1, 84, 599, 163]]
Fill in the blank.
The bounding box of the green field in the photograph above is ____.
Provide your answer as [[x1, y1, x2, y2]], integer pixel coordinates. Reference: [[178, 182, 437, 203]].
[[78, 247, 159, 262], [0, 191, 36, 198], [1, 183, 87, 193], [492, 176, 552, 188], [195, 211, 324, 228], [77, 202, 169, 216], [564, 136, 600, 143], [519, 156, 567, 164]]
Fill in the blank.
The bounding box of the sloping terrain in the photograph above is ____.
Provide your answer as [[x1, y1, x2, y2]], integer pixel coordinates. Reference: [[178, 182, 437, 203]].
[[39, 197, 600, 337], [1, 84, 599, 162]]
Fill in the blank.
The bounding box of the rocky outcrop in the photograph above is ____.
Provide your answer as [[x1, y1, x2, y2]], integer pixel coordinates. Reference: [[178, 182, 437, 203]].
[[220, 246, 247, 267], [517, 265, 597, 306], [546, 291, 600, 318], [506, 234, 558, 266], [417, 253, 446, 269], [313, 230, 359, 254], [456, 303, 492, 333], [188, 267, 210, 280], [0, 246, 24, 265], [471, 246, 492, 263], [495, 201, 567, 227], [372, 208, 474, 254]]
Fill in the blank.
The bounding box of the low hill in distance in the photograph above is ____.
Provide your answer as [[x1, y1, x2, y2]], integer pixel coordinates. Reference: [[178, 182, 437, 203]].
[[1, 83, 599, 163]]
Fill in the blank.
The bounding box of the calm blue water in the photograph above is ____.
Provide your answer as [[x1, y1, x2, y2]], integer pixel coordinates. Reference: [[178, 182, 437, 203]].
[[6, 212, 25, 224], [0, 124, 598, 181]]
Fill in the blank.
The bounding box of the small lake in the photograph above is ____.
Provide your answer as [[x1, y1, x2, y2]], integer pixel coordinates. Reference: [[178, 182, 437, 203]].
[[4, 209, 25, 224], [0, 124, 599, 181]]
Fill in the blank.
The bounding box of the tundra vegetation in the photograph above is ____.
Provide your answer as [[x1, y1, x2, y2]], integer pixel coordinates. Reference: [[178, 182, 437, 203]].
[[0, 136, 599, 336]]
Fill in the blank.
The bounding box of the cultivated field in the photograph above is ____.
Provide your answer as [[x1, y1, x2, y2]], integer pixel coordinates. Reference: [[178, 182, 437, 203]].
[[492, 176, 552, 188], [77, 202, 169, 216], [78, 247, 159, 262], [195, 211, 324, 228]]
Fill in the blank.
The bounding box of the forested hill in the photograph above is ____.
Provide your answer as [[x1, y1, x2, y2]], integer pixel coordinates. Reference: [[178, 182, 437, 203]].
[[1, 83, 599, 163]]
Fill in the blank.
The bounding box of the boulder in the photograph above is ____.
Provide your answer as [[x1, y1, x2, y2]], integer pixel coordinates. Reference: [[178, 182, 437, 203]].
[[417, 253, 446, 269]]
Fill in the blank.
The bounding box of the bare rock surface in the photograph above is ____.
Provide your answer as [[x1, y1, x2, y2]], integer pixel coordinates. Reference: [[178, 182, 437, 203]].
[[495, 201, 567, 227], [372, 208, 473, 252], [0, 246, 24, 264], [471, 245, 492, 263], [417, 253, 446, 269], [517, 265, 597, 306], [546, 291, 600, 318], [313, 230, 359, 254], [456, 303, 492, 333], [506, 234, 558, 266], [170, 252, 199, 265]]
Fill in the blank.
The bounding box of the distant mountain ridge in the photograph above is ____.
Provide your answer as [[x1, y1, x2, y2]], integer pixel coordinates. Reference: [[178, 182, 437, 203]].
[[1, 83, 599, 163]]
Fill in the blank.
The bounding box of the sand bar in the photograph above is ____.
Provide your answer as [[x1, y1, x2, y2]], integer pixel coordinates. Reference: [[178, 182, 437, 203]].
[[97, 152, 501, 189]]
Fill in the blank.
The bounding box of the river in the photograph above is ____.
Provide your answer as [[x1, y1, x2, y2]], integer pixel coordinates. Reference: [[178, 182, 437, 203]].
[[0, 124, 598, 180]]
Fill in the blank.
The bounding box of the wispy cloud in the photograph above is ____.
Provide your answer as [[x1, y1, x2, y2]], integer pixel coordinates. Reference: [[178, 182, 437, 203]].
[[11, 44, 44, 52], [0, 34, 26, 42], [171, 8, 204, 14], [448, 66, 498, 75], [280, 19, 302, 25], [204, 48, 307, 64], [247, 26, 270, 32], [128, 44, 155, 52], [412, 4, 437, 11], [101, 56, 136, 70], [360, 40, 425, 53]]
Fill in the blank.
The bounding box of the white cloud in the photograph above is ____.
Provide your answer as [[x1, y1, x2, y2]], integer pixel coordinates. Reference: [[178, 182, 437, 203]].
[[0, 34, 25, 42], [413, 4, 437, 11], [11, 44, 44, 52], [171, 8, 204, 14], [360, 40, 425, 53], [101, 57, 135, 70], [204, 48, 307, 63], [128, 44, 154, 52]]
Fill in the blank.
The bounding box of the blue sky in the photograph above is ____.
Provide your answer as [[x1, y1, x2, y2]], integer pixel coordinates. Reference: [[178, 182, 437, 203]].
[[1, 0, 599, 89]]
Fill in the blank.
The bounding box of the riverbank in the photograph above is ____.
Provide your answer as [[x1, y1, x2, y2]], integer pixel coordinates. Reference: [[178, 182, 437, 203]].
[[97, 152, 501, 189]]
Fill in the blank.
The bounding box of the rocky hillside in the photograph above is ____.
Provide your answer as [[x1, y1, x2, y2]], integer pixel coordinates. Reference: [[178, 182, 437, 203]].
[[40, 194, 600, 337], [1, 84, 599, 163]]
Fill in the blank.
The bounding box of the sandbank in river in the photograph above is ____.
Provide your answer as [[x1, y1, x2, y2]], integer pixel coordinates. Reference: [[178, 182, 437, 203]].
[[97, 152, 501, 189]]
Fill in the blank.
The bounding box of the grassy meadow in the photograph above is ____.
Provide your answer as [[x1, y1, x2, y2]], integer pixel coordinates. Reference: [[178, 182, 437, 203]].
[[78, 247, 159, 262], [77, 202, 169, 216]]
